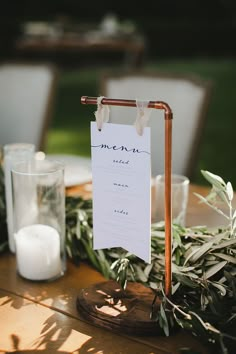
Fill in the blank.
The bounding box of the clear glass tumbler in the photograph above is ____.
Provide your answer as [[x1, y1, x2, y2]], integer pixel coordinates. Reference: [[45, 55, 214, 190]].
[[155, 174, 190, 227], [12, 159, 66, 281], [3, 143, 35, 252]]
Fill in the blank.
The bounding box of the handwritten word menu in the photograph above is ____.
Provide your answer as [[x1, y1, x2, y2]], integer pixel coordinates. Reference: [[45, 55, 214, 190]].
[[90, 122, 151, 263]]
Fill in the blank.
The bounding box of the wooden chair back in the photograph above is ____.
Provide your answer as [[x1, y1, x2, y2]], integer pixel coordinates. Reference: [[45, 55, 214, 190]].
[[0, 61, 58, 151], [100, 70, 212, 179]]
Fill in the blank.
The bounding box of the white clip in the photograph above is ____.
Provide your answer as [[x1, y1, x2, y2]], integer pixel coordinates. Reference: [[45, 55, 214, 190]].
[[135, 99, 152, 136], [94, 96, 110, 131]]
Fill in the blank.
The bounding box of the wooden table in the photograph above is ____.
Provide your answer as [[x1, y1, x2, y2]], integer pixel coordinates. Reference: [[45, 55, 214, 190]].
[[0, 184, 221, 353], [15, 33, 146, 68]]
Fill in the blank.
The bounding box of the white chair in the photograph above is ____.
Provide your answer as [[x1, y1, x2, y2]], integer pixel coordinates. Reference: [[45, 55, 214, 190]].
[[100, 71, 212, 179], [0, 61, 58, 151]]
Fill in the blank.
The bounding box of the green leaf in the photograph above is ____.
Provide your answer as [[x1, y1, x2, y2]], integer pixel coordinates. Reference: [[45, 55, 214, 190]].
[[110, 259, 120, 270], [160, 303, 169, 336], [213, 187, 230, 204], [211, 282, 227, 296], [214, 252, 236, 264], [133, 264, 148, 282], [174, 274, 199, 288], [75, 219, 81, 239], [204, 261, 227, 279], [173, 227, 182, 247], [233, 209, 236, 219], [211, 230, 229, 244], [226, 182, 234, 201], [201, 170, 226, 189], [172, 282, 180, 295], [149, 281, 158, 290], [188, 241, 213, 263], [144, 263, 153, 278], [183, 247, 199, 266], [172, 263, 197, 273], [66, 245, 72, 258], [213, 238, 236, 249]]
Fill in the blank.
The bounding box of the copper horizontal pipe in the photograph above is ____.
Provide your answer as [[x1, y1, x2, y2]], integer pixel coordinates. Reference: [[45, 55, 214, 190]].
[[81, 95, 173, 298], [81, 96, 173, 120]]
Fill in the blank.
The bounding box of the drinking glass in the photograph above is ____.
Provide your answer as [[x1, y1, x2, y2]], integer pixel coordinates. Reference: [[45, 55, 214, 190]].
[[12, 158, 66, 281], [3, 143, 35, 252], [154, 174, 189, 226]]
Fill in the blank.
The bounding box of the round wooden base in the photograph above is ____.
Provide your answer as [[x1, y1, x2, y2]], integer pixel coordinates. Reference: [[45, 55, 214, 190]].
[[77, 280, 162, 335]]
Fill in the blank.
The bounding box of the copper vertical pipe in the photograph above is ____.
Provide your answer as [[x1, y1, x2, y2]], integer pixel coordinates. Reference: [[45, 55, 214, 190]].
[[81, 96, 173, 297], [164, 118, 172, 297]]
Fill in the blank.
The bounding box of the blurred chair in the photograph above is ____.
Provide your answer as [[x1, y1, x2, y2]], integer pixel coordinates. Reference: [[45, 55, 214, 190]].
[[100, 70, 212, 179], [0, 61, 58, 151]]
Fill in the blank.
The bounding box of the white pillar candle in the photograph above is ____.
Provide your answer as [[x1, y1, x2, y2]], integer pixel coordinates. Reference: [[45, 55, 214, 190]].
[[15, 224, 62, 281]]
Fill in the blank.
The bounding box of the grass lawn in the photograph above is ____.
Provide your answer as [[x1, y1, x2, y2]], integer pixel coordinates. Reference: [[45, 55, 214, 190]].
[[46, 58, 236, 187]]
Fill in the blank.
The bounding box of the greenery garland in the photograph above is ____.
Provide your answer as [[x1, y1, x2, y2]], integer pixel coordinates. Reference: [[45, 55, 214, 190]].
[[65, 171, 236, 354], [0, 164, 236, 353]]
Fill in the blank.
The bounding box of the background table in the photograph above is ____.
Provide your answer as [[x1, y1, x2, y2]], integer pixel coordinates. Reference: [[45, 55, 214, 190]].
[[15, 33, 146, 69]]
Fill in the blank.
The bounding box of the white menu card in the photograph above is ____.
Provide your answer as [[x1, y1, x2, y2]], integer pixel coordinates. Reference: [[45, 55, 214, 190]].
[[91, 122, 151, 263]]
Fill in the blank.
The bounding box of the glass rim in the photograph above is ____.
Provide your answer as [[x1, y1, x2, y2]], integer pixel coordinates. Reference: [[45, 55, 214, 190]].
[[11, 158, 65, 176], [155, 173, 190, 186], [3, 143, 35, 152]]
